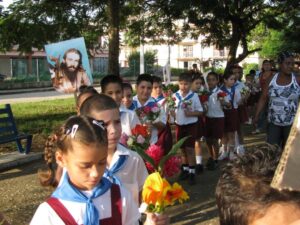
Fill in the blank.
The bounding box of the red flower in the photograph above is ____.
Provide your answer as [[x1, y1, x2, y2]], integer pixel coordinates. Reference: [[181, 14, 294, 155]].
[[143, 106, 151, 114], [131, 124, 148, 137], [200, 95, 209, 103], [217, 91, 227, 98], [145, 145, 164, 172], [163, 156, 181, 177]]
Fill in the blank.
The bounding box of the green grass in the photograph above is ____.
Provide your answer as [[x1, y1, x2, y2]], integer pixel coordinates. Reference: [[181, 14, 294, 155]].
[[1, 98, 76, 136]]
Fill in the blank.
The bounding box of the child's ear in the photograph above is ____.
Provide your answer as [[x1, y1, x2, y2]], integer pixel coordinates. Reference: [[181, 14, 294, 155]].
[[56, 150, 66, 168]]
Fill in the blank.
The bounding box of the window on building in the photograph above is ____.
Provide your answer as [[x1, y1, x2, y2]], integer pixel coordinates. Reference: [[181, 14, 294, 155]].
[[182, 45, 193, 57], [183, 61, 188, 69], [93, 57, 108, 74]]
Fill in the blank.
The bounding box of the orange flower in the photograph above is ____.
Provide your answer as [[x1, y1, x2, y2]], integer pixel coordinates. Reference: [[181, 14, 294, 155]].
[[142, 172, 171, 206], [165, 182, 189, 205], [131, 124, 148, 137]]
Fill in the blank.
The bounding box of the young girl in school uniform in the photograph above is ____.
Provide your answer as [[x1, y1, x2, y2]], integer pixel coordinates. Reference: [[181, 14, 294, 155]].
[[80, 94, 169, 224], [205, 72, 226, 169], [151, 75, 173, 154], [219, 72, 241, 160], [122, 82, 135, 110], [190, 73, 205, 174], [31, 115, 140, 225]]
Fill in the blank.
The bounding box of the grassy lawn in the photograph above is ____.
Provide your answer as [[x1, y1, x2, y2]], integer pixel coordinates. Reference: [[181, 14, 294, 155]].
[[0, 98, 76, 153]]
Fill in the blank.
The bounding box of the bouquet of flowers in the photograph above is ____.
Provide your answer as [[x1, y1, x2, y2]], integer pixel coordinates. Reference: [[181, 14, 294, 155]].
[[217, 91, 227, 101], [240, 86, 250, 96], [137, 137, 189, 213], [162, 91, 177, 112], [198, 90, 210, 104], [181, 99, 192, 110], [120, 124, 150, 151], [136, 103, 161, 124]]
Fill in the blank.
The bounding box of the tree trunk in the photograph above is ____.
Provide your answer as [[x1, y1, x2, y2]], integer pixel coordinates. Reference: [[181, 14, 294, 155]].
[[224, 23, 240, 75], [108, 0, 120, 75]]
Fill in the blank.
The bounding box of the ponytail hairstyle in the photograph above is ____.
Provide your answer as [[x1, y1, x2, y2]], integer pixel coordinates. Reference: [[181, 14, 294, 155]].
[[38, 115, 108, 187]]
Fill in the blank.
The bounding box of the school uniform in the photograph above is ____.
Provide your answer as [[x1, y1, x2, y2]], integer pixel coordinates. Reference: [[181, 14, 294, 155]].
[[119, 104, 141, 136], [234, 80, 249, 123], [220, 85, 241, 133], [132, 96, 167, 145], [30, 177, 140, 225], [173, 90, 203, 148], [104, 144, 148, 205], [153, 95, 173, 154], [205, 87, 225, 139]]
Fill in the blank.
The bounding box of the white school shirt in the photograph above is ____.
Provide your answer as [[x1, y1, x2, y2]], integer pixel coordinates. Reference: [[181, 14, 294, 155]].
[[119, 104, 140, 136], [132, 96, 167, 144], [108, 144, 148, 204], [173, 90, 203, 125], [206, 87, 225, 118], [223, 87, 241, 109], [30, 185, 140, 225]]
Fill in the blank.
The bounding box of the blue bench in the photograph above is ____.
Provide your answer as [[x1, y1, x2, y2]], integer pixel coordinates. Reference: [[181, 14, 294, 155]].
[[0, 104, 32, 154]]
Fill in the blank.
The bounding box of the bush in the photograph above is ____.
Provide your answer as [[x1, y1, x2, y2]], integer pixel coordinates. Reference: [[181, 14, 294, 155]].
[[127, 50, 157, 76], [243, 63, 259, 75]]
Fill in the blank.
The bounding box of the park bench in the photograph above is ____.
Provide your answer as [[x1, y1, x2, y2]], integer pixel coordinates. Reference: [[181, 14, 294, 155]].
[[0, 104, 32, 154]]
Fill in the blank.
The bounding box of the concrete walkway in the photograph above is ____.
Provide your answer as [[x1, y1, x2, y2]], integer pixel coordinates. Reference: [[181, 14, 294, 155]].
[[0, 152, 43, 171]]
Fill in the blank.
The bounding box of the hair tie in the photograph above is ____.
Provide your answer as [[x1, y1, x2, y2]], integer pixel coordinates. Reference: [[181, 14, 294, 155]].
[[92, 120, 105, 130]]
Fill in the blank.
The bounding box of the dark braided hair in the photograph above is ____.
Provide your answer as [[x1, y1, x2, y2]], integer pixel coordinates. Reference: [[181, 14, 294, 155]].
[[38, 115, 107, 187]]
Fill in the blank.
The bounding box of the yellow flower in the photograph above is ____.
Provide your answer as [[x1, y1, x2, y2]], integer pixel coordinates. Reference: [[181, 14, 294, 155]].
[[142, 172, 171, 206], [166, 182, 189, 205]]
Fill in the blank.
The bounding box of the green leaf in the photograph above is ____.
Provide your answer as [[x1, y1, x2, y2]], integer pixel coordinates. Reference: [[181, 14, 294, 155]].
[[158, 136, 189, 172], [134, 146, 156, 170]]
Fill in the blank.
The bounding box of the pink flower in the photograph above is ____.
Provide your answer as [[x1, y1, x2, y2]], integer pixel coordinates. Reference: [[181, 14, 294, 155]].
[[145, 145, 164, 172], [151, 106, 160, 113], [136, 135, 146, 144], [120, 133, 129, 146], [163, 156, 181, 177], [144, 106, 151, 114]]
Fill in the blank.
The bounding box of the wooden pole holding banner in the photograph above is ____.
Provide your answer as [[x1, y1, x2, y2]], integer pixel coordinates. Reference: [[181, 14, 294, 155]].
[[271, 105, 300, 191]]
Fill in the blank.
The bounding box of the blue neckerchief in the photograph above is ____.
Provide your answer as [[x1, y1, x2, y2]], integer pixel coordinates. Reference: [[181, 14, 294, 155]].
[[220, 85, 235, 107], [175, 91, 194, 107], [208, 87, 219, 98], [52, 173, 112, 225], [154, 95, 164, 103], [104, 155, 128, 186], [128, 103, 135, 110], [133, 97, 156, 109]]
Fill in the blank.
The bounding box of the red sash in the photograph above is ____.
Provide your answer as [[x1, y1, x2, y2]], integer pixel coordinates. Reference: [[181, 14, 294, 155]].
[[46, 184, 122, 225]]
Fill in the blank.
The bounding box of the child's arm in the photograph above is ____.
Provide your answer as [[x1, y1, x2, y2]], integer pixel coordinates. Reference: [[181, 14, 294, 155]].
[[184, 95, 203, 117], [184, 110, 202, 117]]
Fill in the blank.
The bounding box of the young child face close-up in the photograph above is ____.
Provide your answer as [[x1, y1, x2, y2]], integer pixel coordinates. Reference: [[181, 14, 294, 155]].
[[191, 79, 202, 92], [179, 80, 191, 94], [136, 81, 153, 102], [89, 108, 122, 151], [207, 75, 218, 90], [56, 141, 107, 191], [103, 83, 123, 106], [224, 75, 236, 88], [152, 81, 163, 97], [122, 87, 133, 108]]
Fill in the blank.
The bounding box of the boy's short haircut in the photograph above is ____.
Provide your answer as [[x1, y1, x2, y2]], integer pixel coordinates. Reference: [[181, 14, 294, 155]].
[[100, 75, 123, 92], [207, 71, 219, 81], [136, 74, 153, 85], [245, 74, 252, 78], [152, 75, 162, 84], [216, 144, 300, 225], [191, 73, 202, 82], [178, 72, 192, 82], [80, 93, 118, 116], [122, 82, 133, 92]]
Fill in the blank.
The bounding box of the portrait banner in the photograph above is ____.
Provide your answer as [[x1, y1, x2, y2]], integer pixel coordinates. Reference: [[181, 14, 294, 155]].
[[271, 106, 300, 191], [45, 37, 92, 94]]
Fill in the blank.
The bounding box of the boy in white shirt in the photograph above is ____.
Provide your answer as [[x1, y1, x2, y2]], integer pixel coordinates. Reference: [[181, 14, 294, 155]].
[[172, 73, 203, 185], [132, 74, 167, 145], [100, 75, 140, 136]]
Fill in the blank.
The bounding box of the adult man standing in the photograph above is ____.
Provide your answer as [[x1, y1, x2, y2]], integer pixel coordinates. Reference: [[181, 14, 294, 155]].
[[50, 48, 91, 93]]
